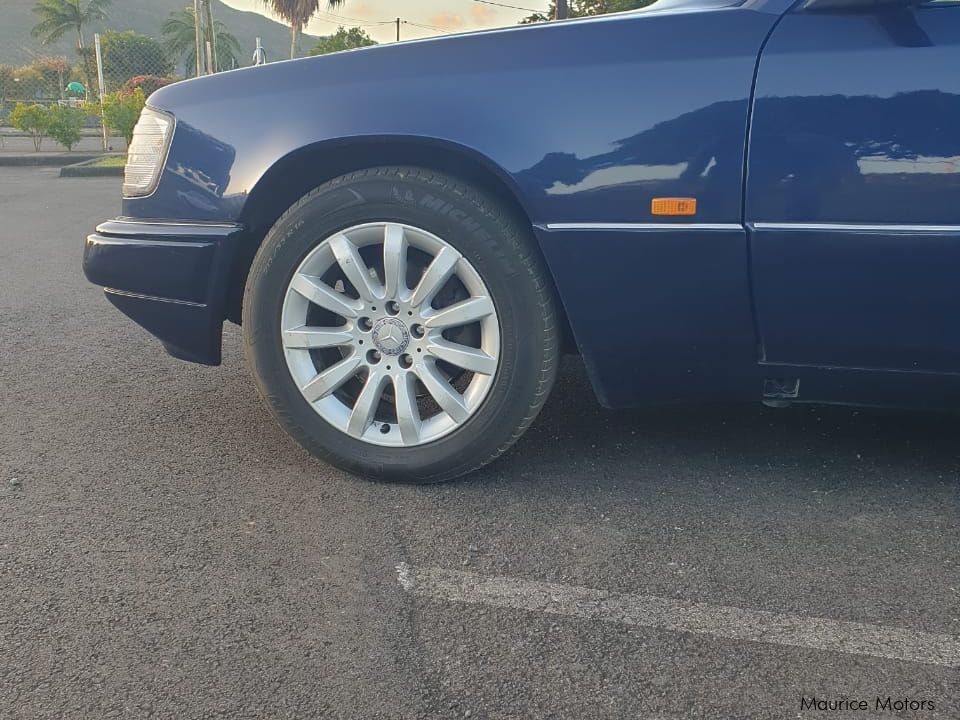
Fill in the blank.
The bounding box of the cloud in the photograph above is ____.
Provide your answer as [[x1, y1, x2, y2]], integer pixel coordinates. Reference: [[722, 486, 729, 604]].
[[349, 3, 373, 18], [429, 12, 466, 30], [470, 4, 498, 25]]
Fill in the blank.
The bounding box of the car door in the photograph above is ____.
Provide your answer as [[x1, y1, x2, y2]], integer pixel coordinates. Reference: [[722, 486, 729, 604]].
[[746, 0, 960, 374]]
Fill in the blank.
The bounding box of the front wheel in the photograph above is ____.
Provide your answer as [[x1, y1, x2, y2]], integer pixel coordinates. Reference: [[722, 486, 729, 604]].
[[242, 167, 559, 482]]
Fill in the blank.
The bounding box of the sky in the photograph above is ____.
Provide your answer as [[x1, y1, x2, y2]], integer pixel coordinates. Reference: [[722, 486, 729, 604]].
[[220, 0, 542, 45]]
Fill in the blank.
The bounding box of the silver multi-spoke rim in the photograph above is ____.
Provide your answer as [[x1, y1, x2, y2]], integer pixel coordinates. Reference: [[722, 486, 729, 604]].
[[280, 222, 501, 447]]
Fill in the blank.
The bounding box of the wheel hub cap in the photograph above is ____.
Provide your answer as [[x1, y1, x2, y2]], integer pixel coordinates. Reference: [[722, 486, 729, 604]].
[[372, 317, 409, 356]]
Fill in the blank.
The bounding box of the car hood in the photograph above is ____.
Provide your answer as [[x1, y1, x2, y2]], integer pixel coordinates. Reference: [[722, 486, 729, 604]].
[[149, 0, 748, 113]]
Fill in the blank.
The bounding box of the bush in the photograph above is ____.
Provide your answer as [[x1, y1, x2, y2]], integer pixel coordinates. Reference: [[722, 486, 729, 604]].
[[120, 74, 177, 97], [9, 103, 49, 151], [46, 104, 86, 150], [29, 57, 71, 97], [96, 88, 146, 146], [2, 59, 76, 103], [0, 65, 15, 103]]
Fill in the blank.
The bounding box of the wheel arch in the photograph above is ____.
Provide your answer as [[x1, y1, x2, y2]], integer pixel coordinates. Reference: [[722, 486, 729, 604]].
[[226, 136, 544, 326]]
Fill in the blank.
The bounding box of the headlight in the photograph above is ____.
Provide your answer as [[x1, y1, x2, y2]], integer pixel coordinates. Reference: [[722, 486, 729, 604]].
[[123, 107, 174, 198]]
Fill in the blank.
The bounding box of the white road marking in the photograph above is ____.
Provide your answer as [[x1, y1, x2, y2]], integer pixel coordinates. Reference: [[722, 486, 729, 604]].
[[396, 563, 960, 668]]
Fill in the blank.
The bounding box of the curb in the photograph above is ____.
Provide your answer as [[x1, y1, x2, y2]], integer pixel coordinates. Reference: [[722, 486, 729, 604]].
[[60, 156, 125, 178], [0, 153, 105, 167]]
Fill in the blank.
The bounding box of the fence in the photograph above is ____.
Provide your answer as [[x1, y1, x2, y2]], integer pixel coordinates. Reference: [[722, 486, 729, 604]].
[[0, 22, 221, 153]]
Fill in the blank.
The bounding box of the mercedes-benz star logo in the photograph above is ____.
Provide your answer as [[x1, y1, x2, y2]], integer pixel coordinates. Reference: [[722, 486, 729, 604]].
[[371, 318, 410, 356]]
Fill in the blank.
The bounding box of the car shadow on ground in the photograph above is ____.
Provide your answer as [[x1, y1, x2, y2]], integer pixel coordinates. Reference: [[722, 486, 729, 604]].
[[471, 356, 960, 492], [204, 341, 960, 492]]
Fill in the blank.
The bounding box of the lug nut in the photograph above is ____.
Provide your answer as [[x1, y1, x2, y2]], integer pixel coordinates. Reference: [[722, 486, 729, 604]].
[[399, 354, 413, 369], [386, 300, 400, 316], [358, 317, 373, 331], [366, 349, 381, 364], [411, 324, 425, 339]]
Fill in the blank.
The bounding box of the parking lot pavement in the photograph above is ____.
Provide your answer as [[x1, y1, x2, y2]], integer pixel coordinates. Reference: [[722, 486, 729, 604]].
[[1, 166, 958, 719]]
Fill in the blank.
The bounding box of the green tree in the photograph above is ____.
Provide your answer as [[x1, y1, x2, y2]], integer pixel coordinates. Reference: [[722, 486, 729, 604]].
[[46, 104, 86, 150], [96, 87, 145, 145], [521, 0, 653, 23], [162, 8, 242, 76], [100, 31, 173, 92], [309, 26, 377, 56], [263, 0, 345, 60], [9, 103, 50, 151]]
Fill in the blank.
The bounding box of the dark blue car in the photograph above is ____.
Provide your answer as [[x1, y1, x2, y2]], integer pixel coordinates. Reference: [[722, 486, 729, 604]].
[[84, 0, 960, 481]]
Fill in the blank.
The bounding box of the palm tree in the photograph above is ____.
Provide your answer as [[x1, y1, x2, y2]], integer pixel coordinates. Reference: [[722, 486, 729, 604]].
[[264, 0, 344, 60], [163, 8, 242, 76], [32, 0, 109, 98], [31, 0, 111, 51]]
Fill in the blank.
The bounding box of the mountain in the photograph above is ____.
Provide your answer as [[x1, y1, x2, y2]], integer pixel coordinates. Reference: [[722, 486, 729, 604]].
[[1, 0, 320, 66]]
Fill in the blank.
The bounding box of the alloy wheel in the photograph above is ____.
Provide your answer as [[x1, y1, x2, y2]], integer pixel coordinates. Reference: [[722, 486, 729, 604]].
[[280, 222, 501, 447]]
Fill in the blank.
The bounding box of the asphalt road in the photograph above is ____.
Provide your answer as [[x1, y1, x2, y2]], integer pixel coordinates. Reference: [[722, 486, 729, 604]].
[[1, 167, 958, 719]]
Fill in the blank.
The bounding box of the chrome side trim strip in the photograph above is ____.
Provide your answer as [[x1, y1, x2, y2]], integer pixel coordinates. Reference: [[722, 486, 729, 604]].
[[543, 222, 742, 231], [88, 234, 212, 249], [96, 218, 243, 239], [111, 217, 241, 229], [759, 360, 960, 378], [104, 288, 207, 307], [542, 222, 960, 232], [751, 222, 960, 233]]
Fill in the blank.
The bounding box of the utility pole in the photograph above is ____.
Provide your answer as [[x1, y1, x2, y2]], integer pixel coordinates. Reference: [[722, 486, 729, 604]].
[[203, 0, 218, 73], [555, 0, 568, 19], [193, 0, 204, 76], [94, 33, 108, 151], [396, 18, 401, 42]]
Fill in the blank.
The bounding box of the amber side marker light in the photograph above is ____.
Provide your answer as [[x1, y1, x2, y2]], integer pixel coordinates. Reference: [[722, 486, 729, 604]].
[[652, 197, 697, 216]]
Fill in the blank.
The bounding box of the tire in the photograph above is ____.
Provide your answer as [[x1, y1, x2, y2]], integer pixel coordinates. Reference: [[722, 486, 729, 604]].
[[242, 166, 559, 482]]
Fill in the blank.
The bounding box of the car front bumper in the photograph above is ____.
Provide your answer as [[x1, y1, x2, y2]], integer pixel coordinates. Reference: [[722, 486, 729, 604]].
[[83, 218, 244, 365]]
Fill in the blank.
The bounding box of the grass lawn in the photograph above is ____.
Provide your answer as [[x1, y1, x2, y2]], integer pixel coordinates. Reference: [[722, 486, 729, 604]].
[[91, 155, 126, 168]]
